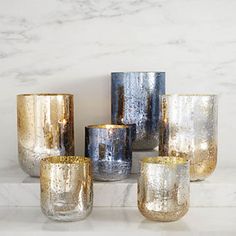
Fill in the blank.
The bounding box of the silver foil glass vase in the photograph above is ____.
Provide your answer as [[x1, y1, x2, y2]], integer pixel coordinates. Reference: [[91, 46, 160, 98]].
[[159, 95, 218, 181], [111, 72, 165, 150], [17, 94, 74, 177], [85, 124, 132, 181], [40, 156, 93, 221], [138, 156, 190, 222]]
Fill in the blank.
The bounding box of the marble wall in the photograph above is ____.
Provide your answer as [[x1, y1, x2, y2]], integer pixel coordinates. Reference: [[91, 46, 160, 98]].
[[0, 0, 235, 169]]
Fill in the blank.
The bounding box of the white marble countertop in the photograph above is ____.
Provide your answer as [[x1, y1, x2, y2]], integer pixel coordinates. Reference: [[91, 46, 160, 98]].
[[0, 165, 236, 208], [0, 206, 235, 235], [0, 159, 235, 235], [1, 155, 235, 234]]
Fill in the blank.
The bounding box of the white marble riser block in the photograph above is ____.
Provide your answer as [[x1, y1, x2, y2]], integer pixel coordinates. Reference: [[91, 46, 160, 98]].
[[0, 168, 235, 207]]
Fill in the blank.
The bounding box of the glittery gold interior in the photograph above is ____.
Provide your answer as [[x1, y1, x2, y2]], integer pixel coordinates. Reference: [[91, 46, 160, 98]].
[[86, 124, 129, 129], [41, 156, 90, 165], [40, 156, 93, 221], [17, 94, 74, 177], [159, 95, 217, 181], [138, 156, 190, 222], [141, 156, 188, 165], [18, 93, 73, 96]]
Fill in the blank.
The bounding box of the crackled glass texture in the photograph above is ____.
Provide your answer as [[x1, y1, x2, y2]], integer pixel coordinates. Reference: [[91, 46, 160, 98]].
[[17, 94, 74, 177], [138, 157, 190, 222], [40, 156, 93, 221], [159, 95, 218, 181], [85, 124, 132, 181], [111, 72, 165, 150]]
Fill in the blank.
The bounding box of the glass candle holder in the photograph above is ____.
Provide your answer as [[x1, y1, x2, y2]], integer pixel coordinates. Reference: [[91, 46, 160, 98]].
[[111, 72, 165, 150], [138, 156, 190, 222], [85, 124, 132, 181], [17, 93, 74, 177], [159, 95, 218, 181], [40, 156, 93, 221]]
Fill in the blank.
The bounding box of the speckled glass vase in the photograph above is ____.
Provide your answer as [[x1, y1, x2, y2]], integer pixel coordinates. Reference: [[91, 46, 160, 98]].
[[138, 156, 190, 222], [111, 72, 165, 150], [17, 94, 74, 177], [159, 95, 218, 181], [85, 124, 132, 181], [40, 156, 93, 221]]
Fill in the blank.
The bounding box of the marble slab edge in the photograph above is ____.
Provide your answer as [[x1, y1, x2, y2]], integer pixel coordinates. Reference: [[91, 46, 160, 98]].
[[0, 172, 236, 207]]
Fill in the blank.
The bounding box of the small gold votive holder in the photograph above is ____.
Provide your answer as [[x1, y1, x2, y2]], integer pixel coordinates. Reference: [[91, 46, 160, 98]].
[[138, 156, 190, 222], [40, 156, 93, 222]]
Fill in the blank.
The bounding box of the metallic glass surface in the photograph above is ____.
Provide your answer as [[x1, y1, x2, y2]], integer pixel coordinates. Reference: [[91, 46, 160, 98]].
[[40, 156, 93, 221], [111, 72, 165, 150], [138, 156, 190, 222], [85, 124, 132, 181], [17, 94, 74, 177], [159, 95, 218, 181]]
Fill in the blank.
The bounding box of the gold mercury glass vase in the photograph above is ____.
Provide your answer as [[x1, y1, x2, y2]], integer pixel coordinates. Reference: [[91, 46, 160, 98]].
[[159, 94, 218, 181], [40, 156, 93, 222], [17, 93, 74, 177], [138, 156, 190, 222]]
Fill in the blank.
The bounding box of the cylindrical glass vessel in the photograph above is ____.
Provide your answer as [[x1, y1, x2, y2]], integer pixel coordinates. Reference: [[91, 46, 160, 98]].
[[159, 95, 218, 181], [17, 94, 74, 177], [85, 124, 132, 181], [138, 156, 190, 222], [111, 72, 165, 150], [40, 156, 93, 221]]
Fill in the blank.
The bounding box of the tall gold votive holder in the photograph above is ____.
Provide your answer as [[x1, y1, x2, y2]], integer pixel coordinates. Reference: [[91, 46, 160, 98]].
[[159, 94, 218, 181]]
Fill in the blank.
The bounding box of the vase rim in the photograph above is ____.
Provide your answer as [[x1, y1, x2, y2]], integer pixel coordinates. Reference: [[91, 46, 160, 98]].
[[86, 124, 129, 129], [17, 93, 73, 97], [40, 156, 91, 165], [111, 71, 165, 74], [162, 94, 217, 97], [141, 156, 190, 166]]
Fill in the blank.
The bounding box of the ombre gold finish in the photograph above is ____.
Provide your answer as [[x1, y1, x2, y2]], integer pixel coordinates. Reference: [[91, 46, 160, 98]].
[[159, 95, 218, 181], [17, 94, 74, 177], [138, 156, 190, 222], [40, 156, 93, 221]]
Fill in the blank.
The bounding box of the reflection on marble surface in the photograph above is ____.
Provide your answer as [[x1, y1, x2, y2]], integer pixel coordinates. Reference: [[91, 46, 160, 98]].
[[0, 0, 236, 169]]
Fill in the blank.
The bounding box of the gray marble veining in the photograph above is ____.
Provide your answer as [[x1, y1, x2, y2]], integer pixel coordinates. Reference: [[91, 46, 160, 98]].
[[0, 0, 236, 169]]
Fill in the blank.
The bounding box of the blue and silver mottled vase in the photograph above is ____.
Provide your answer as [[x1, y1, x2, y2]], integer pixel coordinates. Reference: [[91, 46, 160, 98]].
[[111, 72, 165, 150], [85, 124, 132, 181]]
